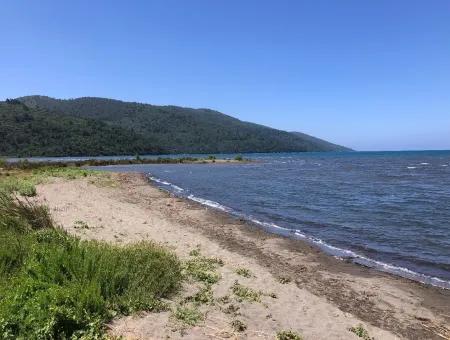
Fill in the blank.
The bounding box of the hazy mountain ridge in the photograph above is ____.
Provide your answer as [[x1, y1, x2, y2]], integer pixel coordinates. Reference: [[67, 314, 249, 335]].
[[0, 95, 350, 156]]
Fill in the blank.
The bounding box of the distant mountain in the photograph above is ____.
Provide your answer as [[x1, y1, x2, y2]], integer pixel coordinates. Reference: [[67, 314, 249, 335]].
[[290, 131, 351, 152], [0, 95, 350, 157], [0, 101, 160, 157]]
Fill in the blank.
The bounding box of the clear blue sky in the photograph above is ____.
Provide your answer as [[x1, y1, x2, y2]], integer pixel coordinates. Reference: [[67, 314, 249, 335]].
[[1, 0, 449, 151]]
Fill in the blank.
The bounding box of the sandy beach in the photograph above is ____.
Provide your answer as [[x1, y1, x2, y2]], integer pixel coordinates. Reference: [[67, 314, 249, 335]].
[[36, 172, 450, 340]]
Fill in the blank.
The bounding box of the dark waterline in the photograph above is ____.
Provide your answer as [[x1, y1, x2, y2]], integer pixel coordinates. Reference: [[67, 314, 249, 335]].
[[88, 151, 450, 288]]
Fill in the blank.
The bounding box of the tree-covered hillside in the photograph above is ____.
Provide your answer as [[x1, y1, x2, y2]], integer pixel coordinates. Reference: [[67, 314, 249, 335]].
[[290, 131, 350, 152], [0, 101, 161, 157], [11, 95, 349, 156]]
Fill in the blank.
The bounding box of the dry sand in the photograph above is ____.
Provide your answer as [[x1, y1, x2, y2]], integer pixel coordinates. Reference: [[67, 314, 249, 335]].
[[36, 173, 450, 340]]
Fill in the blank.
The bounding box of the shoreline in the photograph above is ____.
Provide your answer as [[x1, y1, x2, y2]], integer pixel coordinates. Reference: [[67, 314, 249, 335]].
[[37, 172, 450, 339], [145, 172, 450, 290]]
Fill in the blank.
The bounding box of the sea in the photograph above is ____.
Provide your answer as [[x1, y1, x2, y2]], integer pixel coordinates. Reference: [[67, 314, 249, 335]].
[[53, 151, 450, 289]]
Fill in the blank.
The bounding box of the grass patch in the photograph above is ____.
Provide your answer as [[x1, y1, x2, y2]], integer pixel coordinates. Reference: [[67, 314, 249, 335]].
[[185, 285, 214, 305], [349, 324, 374, 340], [231, 281, 262, 303], [189, 246, 201, 257], [184, 254, 223, 285], [0, 166, 107, 198], [0, 177, 37, 196], [276, 330, 303, 340], [0, 188, 182, 339], [235, 267, 252, 278], [174, 306, 204, 326]]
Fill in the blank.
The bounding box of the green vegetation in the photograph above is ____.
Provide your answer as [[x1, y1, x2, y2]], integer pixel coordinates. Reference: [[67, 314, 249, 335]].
[[235, 267, 252, 278], [0, 174, 182, 339], [0, 101, 161, 157], [184, 254, 224, 285], [231, 281, 262, 303], [185, 285, 214, 305], [276, 330, 303, 340], [0, 166, 104, 200], [174, 306, 204, 326], [234, 154, 244, 161], [349, 324, 374, 340], [1, 96, 350, 157], [0, 177, 37, 196]]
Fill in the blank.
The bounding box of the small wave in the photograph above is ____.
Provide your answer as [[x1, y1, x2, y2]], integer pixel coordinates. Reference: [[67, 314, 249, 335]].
[[442, 164, 448, 167], [247, 217, 450, 289], [407, 166, 416, 169], [148, 175, 184, 192], [146, 174, 450, 290], [187, 194, 231, 212], [420, 162, 430, 165]]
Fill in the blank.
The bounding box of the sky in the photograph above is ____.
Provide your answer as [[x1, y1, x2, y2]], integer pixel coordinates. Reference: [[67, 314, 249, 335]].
[[1, 0, 449, 151]]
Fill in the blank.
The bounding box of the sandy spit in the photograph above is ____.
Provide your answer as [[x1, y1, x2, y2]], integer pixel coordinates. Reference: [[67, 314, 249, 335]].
[[36, 173, 450, 340]]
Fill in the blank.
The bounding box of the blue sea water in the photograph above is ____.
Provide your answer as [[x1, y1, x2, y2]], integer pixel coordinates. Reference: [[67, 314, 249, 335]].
[[93, 151, 450, 288]]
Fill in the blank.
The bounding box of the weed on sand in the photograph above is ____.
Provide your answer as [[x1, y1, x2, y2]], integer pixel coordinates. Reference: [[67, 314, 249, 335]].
[[184, 251, 223, 285], [231, 281, 262, 303], [349, 324, 374, 340], [276, 330, 303, 340], [0, 189, 182, 339]]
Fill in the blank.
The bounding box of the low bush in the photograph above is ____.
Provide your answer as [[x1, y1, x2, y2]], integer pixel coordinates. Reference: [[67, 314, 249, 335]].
[[276, 330, 303, 340], [0, 191, 182, 339], [349, 324, 374, 340], [174, 306, 204, 326], [235, 267, 252, 278], [231, 281, 261, 303], [184, 255, 223, 285]]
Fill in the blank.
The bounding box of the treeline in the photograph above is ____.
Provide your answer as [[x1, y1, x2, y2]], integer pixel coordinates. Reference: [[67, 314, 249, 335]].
[[1, 95, 350, 157]]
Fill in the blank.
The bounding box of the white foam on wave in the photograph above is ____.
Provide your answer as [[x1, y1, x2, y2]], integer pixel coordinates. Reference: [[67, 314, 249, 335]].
[[420, 162, 430, 165], [187, 194, 231, 212], [148, 175, 184, 192], [147, 174, 450, 290], [407, 166, 416, 169], [244, 217, 450, 288]]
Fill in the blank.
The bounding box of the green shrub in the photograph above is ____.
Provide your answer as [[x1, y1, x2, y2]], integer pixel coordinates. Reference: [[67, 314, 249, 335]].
[[0, 193, 182, 339], [0, 191, 53, 232], [174, 306, 204, 326], [231, 281, 261, 302], [235, 267, 252, 278], [349, 324, 374, 340], [0, 178, 36, 197], [276, 330, 303, 340], [234, 155, 243, 161], [184, 256, 223, 285], [186, 286, 214, 305]]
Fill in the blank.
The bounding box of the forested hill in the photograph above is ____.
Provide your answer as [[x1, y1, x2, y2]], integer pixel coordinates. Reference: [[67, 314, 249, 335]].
[[1, 96, 350, 157], [0, 101, 161, 157], [290, 132, 350, 152]]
